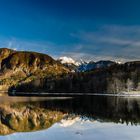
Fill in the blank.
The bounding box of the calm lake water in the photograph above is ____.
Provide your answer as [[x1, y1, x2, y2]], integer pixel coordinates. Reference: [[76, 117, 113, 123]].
[[0, 95, 140, 140]]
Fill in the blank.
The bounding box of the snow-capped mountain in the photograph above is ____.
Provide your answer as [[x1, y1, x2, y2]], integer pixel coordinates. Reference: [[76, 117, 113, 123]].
[[57, 56, 80, 72], [58, 56, 116, 72], [77, 61, 88, 72], [58, 56, 80, 66]]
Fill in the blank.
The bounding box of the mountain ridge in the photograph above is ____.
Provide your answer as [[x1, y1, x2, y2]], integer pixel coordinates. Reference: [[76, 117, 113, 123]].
[[0, 48, 69, 91], [0, 48, 139, 94], [58, 56, 117, 72]]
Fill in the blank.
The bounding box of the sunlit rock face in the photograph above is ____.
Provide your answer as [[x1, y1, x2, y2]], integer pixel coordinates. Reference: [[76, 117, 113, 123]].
[[0, 48, 69, 91], [0, 102, 65, 135]]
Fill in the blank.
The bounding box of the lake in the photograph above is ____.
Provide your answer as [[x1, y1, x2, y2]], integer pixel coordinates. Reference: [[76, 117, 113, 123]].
[[0, 95, 140, 140]]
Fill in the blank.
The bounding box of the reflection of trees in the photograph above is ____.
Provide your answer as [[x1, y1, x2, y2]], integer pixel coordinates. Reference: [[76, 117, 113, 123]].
[[1, 96, 140, 135], [42, 96, 140, 126]]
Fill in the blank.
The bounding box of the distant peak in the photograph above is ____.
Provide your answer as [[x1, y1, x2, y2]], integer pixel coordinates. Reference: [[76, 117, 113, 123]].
[[58, 56, 80, 66]]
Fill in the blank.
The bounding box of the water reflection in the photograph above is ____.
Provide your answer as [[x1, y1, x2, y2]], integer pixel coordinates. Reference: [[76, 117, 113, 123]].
[[42, 96, 140, 125], [0, 100, 66, 135], [0, 95, 140, 136]]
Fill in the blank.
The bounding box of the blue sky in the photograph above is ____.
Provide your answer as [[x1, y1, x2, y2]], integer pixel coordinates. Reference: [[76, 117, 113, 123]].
[[0, 0, 140, 61]]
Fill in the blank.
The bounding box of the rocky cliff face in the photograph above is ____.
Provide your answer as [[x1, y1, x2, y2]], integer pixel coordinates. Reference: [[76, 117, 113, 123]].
[[0, 48, 69, 91]]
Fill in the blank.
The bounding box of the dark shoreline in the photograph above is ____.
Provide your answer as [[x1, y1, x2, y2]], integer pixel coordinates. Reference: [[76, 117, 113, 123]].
[[8, 92, 140, 97]]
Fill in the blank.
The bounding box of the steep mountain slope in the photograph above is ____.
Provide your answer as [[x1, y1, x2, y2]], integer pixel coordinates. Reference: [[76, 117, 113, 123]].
[[77, 61, 88, 72], [0, 48, 69, 91]]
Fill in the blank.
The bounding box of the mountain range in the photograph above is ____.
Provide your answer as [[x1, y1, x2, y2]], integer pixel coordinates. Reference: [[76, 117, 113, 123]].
[[58, 56, 118, 72], [0, 48, 139, 94]]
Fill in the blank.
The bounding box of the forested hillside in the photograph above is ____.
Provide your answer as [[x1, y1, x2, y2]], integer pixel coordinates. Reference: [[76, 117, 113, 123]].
[[13, 61, 140, 94]]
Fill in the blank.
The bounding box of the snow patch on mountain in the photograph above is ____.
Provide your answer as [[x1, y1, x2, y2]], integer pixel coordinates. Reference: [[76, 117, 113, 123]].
[[58, 56, 80, 66], [58, 56, 118, 72]]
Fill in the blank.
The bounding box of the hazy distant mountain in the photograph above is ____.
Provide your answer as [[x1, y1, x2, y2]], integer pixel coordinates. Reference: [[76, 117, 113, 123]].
[[77, 60, 116, 72]]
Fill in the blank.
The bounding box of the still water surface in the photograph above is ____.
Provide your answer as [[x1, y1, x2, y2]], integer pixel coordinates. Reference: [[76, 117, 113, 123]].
[[0, 95, 140, 140]]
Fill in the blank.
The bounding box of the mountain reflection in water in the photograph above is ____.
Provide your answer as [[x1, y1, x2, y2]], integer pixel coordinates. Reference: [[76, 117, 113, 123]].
[[0, 95, 140, 137]]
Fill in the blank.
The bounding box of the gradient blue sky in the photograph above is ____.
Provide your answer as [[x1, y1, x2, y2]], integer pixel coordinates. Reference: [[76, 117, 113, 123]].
[[0, 0, 140, 61]]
